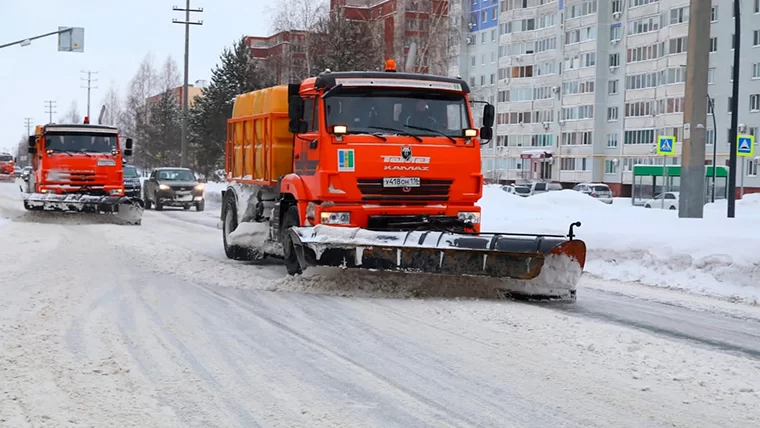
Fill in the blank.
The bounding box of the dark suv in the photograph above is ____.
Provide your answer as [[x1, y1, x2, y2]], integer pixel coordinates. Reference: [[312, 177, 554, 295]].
[[123, 165, 142, 198], [143, 167, 205, 211]]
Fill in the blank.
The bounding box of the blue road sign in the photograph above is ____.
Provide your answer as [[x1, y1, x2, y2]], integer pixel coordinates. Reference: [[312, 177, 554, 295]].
[[737, 134, 755, 157], [657, 135, 676, 156]]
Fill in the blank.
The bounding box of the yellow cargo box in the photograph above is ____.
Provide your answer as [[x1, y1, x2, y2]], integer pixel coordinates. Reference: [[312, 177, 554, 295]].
[[227, 85, 293, 184]]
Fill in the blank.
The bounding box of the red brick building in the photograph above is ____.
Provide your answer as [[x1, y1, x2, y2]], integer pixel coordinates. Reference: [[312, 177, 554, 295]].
[[330, 0, 451, 75], [246, 31, 312, 84]]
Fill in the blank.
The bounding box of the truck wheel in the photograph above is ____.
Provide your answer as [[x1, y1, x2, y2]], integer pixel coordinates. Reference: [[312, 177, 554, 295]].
[[223, 192, 249, 260], [196, 199, 205, 212], [282, 205, 303, 275]]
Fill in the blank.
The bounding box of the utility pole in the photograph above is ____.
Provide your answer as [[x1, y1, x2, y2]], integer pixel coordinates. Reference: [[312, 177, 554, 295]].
[[678, 0, 710, 218], [172, 1, 203, 168], [24, 117, 34, 137], [726, 0, 741, 218], [80, 70, 99, 119], [44, 101, 57, 124]]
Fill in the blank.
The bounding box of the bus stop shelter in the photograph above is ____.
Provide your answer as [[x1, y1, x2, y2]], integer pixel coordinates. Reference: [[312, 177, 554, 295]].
[[631, 164, 729, 206]]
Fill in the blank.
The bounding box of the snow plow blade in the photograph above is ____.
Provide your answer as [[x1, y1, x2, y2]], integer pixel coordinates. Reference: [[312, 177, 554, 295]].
[[288, 222, 586, 294], [21, 192, 144, 225]]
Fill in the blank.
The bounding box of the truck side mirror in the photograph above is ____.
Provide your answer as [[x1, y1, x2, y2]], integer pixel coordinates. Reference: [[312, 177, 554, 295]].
[[288, 95, 307, 134], [28, 135, 36, 146], [124, 138, 133, 156], [482, 104, 495, 128], [480, 127, 493, 141]]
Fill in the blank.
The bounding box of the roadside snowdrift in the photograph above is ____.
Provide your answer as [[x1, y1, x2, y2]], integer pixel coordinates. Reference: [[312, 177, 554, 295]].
[[479, 185, 760, 303]]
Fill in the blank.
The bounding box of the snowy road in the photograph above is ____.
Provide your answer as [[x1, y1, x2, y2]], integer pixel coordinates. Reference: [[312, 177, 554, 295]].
[[1, 181, 760, 428]]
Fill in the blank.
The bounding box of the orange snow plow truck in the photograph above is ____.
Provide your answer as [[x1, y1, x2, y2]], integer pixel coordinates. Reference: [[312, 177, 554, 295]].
[[220, 62, 587, 300], [21, 119, 144, 225], [0, 152, 15, 181]]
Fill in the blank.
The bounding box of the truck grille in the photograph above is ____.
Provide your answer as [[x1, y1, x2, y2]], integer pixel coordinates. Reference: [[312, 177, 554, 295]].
[[357, 178, 453, 202]]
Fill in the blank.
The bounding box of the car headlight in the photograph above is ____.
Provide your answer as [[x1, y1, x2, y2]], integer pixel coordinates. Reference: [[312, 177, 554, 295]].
[[110, 189, 123, 195], [159, 184, 170, 190], [458, 211, 481, 224], [195, 184, 205, 191], [320, 212, 351, 225]]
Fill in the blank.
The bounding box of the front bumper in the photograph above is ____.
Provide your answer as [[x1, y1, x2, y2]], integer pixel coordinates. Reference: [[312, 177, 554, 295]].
[[156, 189, 203, 206], [124, 186, 141, 197]]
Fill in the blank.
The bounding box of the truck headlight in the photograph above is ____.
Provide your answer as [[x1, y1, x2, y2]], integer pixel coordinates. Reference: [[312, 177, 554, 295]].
[[320, 212, 350, 225], [159, 184, 170, 190], [458, 212, 481, 224]]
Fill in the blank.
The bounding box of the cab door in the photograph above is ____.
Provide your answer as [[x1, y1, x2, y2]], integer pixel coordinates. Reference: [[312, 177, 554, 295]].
[[294, 96, 320, 176]]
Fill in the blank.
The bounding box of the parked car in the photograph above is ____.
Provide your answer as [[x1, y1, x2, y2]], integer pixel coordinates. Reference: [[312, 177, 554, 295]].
[[123, 165, 142, 198], [514, 181, 563, 196], [142, 167, 205, 211], [572, 182, 614, 204], [14, 166, 22, 177], [643, 191, 679, 210], [501, 184, 531, 197]]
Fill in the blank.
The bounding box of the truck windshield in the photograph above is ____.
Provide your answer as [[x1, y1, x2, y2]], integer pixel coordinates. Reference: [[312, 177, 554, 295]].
[[123, 166, 139, 178], [323, 88, 471, 138], [45, 133, 117, 153], [0, 155, 12, 162], [157, 169, 195, 181]]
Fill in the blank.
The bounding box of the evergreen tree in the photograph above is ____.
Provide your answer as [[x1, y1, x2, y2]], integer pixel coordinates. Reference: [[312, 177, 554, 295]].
[[189, 36, 273, 178], [146, 90, 182, 167]]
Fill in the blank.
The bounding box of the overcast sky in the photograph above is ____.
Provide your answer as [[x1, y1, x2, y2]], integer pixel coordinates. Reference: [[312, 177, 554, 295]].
[[0, 0, 274, 154]]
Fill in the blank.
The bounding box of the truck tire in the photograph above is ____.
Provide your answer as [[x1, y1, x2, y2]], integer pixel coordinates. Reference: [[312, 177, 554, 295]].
[[222, 192, 249, 261], [282, 205, 303, 275], [144, 191, 152, 210]]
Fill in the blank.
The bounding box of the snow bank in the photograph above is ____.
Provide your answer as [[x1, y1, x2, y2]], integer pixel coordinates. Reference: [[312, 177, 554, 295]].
[[478, 185, 760, 303]]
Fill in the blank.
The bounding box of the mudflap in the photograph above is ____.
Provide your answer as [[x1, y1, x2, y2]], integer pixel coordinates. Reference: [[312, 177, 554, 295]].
[[288, 222, 587, 301], [21, 193, 144, 225]]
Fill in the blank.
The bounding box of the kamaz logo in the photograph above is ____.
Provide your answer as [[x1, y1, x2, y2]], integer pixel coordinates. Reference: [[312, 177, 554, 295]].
[[384, 165, 429, 171], [380, 156, 430, 164]]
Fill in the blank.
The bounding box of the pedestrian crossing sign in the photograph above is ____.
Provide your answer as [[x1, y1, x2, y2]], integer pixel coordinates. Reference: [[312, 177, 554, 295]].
[[657, 136, 676, 156], [737, 134, 755, 157]]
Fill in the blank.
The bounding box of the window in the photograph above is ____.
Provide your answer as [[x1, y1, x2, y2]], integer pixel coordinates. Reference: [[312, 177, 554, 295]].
[[711, 6, 718, 22], [669, 6, 690, 24], [707, 97, 714, 114], [567, 0, 598, 19], [561, 131, 593, 146], [610, 24, 622, 41], [754, 30, 760, 47], [624, 129, 656, 145], [628, 16, 661, 35], [608, 80, 619, 95], [565, 26, 597, 45], [708, 67, 716, 83], [751, 94, 760, 112], [471, 56, 476, 67], [608, 107, 619, 121], [562, 79, 595, 95], [605, 160, 618, 174], [668, 36, 688, 54], [710, 37, 718, 53], [607, 133, 619, 147], [748, 159, 758, 177], [631, 0, 658, 6], [625, 101, 656, 117], [612, 0, 623, 13], [561, 105, 594, 120], [756, 0, 759, 14], [706, 128, 715, 145], [609, 53, 620, 67], [627, 43, 661, 63], [753, 63, 760, 79], [728, 96, 733, 113]]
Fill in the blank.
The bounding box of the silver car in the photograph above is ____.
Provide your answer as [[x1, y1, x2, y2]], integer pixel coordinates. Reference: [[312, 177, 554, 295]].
[[572, 182, 614, 204]]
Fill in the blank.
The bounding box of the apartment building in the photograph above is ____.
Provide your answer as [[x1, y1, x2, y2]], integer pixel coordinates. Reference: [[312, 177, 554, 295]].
[[454, 0, 760, 196]]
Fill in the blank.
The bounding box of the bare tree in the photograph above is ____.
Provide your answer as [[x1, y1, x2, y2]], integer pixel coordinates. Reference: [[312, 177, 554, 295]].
[[16, 134, 29, 167], [394, 0, 455, 75], [60, 101, 81, 124], [158, 55, 181, 92], [268, 0, 328, 81], [99, 82, 122, 126], [119, 54, 161, 169]]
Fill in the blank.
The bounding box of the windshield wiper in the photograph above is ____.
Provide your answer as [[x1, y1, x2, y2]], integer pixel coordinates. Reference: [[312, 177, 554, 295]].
[[48, 148, 75, 156], [404, 124, 456, 143], [366, 126, 423, 142], [77, 149, 93, 157], [344, 130, 387, 141]]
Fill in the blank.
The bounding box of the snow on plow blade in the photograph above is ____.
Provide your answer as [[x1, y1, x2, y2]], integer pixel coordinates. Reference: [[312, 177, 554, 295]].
[[288, 222, 586, 290], [21, 192, 144, 225]]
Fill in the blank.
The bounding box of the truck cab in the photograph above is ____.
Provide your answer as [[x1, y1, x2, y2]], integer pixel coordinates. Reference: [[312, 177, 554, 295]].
[[0, 152, 15, 181]]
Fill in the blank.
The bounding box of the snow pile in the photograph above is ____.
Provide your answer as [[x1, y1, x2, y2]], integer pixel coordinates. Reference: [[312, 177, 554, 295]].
[[202, 182, 227, 205], [479, 185, 760, 303]]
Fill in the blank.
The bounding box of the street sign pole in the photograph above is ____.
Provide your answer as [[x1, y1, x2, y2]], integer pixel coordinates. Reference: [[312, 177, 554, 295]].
[[657, 135, 676, 210], [737, 134, 755, 202]]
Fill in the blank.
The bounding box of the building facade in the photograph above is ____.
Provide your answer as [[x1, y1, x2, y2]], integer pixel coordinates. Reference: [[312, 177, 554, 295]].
[[246, 32, 312, 84], [145, 81, 205, 111], [453, 0, 760, 196]]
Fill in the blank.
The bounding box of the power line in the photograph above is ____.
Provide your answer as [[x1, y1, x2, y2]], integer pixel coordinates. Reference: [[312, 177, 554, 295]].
[[173, 1, 203, 168], [80, 70, 99, 119], [44, 101, 57, 124]]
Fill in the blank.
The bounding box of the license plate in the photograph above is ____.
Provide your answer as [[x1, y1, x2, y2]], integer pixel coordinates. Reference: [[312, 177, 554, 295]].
[[177, 195, 193, 201], [383, 177, 421, 188]]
